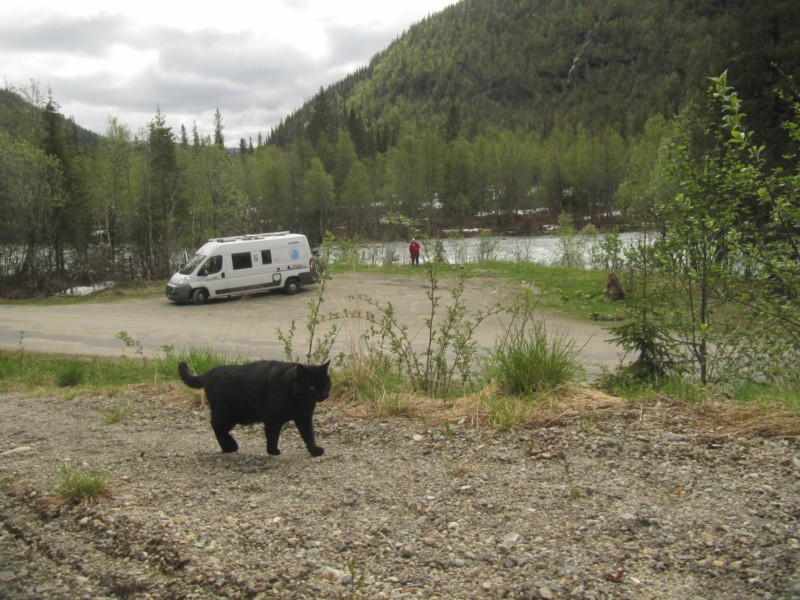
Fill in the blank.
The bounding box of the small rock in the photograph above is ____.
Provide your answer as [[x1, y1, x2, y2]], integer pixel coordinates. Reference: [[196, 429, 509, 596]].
[[500, 533, 520, 548], [319, 566, 345, 582], [538, 586, 555, 599], [0, 446, 33, 456], [450, 558, 465, 568]]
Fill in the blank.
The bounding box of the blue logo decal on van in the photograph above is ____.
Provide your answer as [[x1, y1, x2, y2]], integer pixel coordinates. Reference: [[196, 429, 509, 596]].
[[290, 249, 299, 260]]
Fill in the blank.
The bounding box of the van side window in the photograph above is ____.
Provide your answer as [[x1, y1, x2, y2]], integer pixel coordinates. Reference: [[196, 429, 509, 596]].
[[261, 249, 272, 264], [231, 252, 253, 270], [200, 255, 222, 275]]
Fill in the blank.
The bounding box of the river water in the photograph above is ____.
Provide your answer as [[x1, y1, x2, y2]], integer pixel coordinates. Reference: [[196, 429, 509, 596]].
[[335, 232, 642, 267]]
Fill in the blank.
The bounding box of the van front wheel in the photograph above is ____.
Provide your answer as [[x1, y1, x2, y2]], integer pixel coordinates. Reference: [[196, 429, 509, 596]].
[[283, 278, 300, 295], [192, 288, 209, 305]]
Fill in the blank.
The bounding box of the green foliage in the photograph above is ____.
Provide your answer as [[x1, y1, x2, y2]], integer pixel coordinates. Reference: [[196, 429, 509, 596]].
[[334, 353, 404, 400], [485, 291, 583, 396], [116, 331, 145, 361], [609, 73, 800, 387], [483, 396, 532, 432], [467, 260, 626, 322], [276, 231, 341, 364], [103, 399, 134, 424], [475, 230, 499, 262], [276, 0, 758, 149], [55, 361, 88, 387], [344, 556, 367, 597], [158, 346, 235, 382], [553, 214, 597, 268], [607, 318, 674, 381], [589, 227, 624, 272], [53, 464, 110, 505], [345, 221, 503, 399], [0, 344, 234, 393]]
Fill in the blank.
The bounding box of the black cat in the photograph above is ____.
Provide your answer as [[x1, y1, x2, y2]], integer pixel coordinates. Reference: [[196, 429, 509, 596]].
[[178, 359, 331, 457]]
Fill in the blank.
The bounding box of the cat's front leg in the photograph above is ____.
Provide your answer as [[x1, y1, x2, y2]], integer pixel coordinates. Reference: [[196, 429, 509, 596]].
[[264, 422, 282, 455], [295, 418, 324, 457]]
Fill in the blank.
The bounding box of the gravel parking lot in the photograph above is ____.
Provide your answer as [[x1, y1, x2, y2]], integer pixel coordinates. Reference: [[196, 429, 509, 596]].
[[0, 272, 624, 378]]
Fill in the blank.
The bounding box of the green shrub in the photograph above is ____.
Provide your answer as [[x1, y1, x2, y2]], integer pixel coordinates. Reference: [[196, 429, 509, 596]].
[[156, 346, 235, 381], [487, 317, 583, 396], [333, 353, 405, 403], [54, 464, 110, 504], [55, 361, 87, 387]]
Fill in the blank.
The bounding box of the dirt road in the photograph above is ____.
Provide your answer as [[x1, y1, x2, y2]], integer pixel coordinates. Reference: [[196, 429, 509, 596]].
[[0, 272, 623, 378]]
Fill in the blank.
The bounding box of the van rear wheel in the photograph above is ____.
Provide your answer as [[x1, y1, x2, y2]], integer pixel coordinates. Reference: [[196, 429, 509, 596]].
[[193, 288, 209, 305], [283, 278, 300, 295]]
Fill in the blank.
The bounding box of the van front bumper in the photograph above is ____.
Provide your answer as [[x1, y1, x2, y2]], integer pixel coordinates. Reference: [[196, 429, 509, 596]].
[[166, 283, 192, 303]]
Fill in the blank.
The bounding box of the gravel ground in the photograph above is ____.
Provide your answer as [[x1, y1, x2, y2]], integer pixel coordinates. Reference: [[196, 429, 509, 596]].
[[1, 386, 800, 599]]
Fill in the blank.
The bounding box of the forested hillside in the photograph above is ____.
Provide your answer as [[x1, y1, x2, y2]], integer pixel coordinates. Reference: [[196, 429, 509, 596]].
[[1, 0, 799, 294], [271, 0, 796, 155]]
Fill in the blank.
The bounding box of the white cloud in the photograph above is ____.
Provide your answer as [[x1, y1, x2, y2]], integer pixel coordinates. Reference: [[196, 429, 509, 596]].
[[0, 0, 455, 144]]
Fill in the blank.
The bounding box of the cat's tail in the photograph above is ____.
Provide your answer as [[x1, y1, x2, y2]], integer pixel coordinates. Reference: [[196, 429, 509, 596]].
[[178, 361, 204, 389]]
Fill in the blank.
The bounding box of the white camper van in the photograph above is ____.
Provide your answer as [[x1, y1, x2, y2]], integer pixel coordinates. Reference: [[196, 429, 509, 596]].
[[165, 231, 320, 304]]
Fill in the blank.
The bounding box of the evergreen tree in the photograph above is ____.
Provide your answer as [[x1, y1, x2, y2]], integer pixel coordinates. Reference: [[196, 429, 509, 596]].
[[213, 108, 225, 149], [139, 107, 181, 277], [41, 97, 92, 275], [308, 87, 334, 148]]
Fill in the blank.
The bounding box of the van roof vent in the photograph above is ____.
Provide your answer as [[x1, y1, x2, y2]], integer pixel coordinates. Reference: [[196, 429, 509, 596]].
[[208, 231, 292, 243]]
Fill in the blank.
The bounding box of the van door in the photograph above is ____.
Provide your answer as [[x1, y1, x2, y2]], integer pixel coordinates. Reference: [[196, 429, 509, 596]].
[[197, 255, 228, 296], [228, 249, 282, 296], [258, 248, 284, 291]]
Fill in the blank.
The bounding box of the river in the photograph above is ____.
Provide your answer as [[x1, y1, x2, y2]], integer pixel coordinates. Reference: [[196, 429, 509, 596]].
[[335, 231, 642, 267]]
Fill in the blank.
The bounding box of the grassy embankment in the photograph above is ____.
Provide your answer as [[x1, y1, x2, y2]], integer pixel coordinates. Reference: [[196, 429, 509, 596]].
[[0, 262, 797, 436]]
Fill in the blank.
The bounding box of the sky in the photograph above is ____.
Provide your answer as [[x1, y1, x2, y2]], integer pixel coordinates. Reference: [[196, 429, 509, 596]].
[[0, 1, 455, 146]]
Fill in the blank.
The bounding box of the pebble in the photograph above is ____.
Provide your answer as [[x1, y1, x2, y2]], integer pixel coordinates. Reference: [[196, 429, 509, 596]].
[[0, 446, 33, 456]]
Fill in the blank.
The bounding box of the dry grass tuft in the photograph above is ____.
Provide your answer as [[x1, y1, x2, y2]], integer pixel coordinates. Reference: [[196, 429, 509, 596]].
[[692, 401, 800, 439], [333, 383, 628, 432]]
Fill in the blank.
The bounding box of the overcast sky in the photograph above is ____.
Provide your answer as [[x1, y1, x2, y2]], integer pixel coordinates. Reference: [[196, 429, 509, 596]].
[[0, 1, 455, 145]]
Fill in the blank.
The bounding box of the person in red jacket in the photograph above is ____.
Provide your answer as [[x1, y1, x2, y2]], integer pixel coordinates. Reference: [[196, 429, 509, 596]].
[[409, 238, 421, 266]]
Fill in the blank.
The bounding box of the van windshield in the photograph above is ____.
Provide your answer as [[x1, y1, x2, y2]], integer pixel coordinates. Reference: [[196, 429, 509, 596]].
[[179, 254, 206, 275]]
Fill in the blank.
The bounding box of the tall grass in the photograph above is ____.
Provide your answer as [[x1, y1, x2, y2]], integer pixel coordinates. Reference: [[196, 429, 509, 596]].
[[53, 464, 111, 505], [488, 321, 583, 396], [485, 292, 584, 396], [0, 346, 234, 393], [158, 346, 237, 380], [333, 353, 413, 416], [55, 360, 89, 387]]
